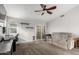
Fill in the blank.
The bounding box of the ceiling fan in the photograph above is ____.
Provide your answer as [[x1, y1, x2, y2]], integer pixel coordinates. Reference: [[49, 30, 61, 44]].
[[34, 4, 57, 15]]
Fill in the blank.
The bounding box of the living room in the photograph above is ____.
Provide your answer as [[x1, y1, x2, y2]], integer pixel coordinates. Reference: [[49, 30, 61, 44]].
[[0, 4, 79, 55]]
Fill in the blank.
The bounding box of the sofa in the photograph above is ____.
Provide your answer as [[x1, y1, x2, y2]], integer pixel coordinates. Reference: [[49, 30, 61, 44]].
[[47, 32, 75, 50], [0, 35, 16, 54]]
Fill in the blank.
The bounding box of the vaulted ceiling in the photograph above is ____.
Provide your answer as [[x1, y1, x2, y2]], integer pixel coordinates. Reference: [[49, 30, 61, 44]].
[[4, 4, 78, 23]]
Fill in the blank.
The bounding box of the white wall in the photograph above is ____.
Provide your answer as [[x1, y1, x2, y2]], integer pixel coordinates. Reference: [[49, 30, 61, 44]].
[[0, 4, 6, 15], [0, 4, 6, 37], [47, 5, 79, 35], [7, 17, 46, 43], [17, 23, 35, 43], [47, 5, 79, 49], [7, 17, 35, 43]]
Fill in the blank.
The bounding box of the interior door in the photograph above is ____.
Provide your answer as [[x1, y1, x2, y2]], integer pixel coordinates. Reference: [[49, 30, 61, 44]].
[[36, 25, 45, 40]]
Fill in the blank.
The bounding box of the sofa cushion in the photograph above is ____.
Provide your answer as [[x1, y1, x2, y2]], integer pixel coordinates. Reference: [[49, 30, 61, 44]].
[[0, 40, 13, 53]]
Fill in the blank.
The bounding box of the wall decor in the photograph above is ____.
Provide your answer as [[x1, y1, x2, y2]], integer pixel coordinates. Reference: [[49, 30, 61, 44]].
[[9, 28, 17, 33], [10, 24, 17, 27]]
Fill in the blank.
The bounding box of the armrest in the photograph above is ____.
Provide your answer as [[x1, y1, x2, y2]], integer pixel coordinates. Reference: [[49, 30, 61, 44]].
[[0, 40, 13, 53]]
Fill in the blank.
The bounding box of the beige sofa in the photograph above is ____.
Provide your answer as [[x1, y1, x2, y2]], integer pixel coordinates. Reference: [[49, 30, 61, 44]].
[[0, 35, 15, 54], [48, 32, 74, 50], [0, 40, 13, 54]]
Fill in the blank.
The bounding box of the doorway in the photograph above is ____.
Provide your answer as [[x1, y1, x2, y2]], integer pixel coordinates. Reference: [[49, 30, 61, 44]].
[[36, 25, 45, 40]]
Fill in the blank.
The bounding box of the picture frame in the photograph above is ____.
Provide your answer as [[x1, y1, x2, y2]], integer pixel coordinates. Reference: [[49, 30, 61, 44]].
[[9, 28, 17, 33]]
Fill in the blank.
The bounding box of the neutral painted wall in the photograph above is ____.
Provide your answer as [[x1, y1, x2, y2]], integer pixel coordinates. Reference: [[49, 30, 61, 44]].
[[0, 4, 6, 36], [0, 4, 6, 15], [7, 17, 35, 43], [7, 17, 46, 43], [17, 23, 35, 43], [47, 5, 79, 35], [47, 5, 79, 49], [0, 4, 6, 23]]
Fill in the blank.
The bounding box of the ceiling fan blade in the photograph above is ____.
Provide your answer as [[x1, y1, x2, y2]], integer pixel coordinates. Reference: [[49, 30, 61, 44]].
[[47, 10, 52, 14], [46, 6, 56, 10], [40, 4, 45, 8], [41, 12, 44, 15], [40, 4, 46, 9], [34, 10, 43, 12]]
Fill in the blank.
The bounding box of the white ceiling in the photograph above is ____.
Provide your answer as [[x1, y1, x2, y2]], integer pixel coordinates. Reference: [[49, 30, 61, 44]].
[[4, 4, 78, 23]]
